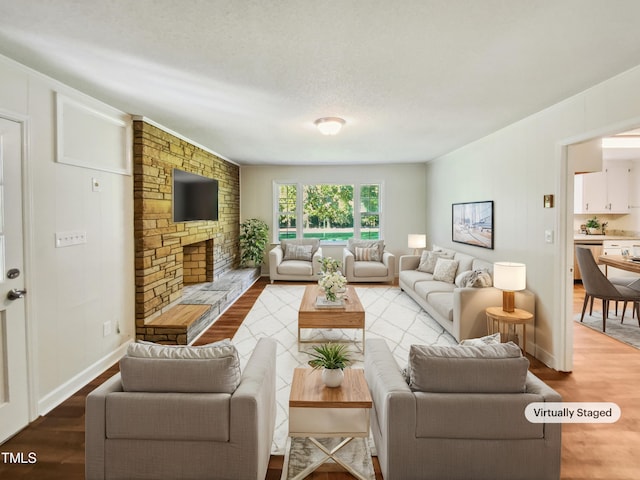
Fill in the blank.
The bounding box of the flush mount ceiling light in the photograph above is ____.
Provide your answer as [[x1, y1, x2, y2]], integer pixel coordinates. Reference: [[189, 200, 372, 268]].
[[314, 117, 345, 135]]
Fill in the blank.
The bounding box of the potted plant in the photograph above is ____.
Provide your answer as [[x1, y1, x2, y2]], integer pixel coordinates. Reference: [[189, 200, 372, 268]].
[[239, 218, 269, 267], [307, 343, 352, 387], [586, 216, 601, 235]]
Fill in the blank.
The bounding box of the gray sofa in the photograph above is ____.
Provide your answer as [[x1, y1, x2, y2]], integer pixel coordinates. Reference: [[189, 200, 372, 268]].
[[85, 338, 277, 480], [269, 238, 323, 283], [365, 338, 562, 480], [399, 247, 535, 342]]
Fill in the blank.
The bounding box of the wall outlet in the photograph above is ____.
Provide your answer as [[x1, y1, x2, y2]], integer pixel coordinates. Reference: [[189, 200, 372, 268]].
[[103, 321, 112, 337]]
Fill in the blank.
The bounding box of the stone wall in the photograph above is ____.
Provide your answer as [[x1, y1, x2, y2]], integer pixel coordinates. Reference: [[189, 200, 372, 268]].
[[133, 121, 240, 338]]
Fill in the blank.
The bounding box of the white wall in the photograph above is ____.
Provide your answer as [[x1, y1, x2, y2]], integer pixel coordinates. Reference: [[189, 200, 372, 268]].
[[425, 64, 640, 370], [240, 163, 427, 271], [0, 55, 134, 416]]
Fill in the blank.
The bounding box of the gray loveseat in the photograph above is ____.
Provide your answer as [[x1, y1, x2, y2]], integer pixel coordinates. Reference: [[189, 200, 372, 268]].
[[365, 338, 561, 480], [85, 338, 277, 480], [399, 246, 535, 342]]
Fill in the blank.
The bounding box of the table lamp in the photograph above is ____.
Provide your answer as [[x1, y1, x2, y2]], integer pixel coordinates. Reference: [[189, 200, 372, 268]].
[[493, 262, 526, 313], [408, 234, 427, 254]]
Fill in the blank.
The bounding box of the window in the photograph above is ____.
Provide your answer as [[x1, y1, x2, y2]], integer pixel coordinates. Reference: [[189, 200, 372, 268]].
[[274, 182, 382, 242]]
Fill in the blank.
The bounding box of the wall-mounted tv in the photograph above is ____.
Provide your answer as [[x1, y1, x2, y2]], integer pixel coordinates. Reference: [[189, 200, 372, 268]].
[[172, 169, 219, 222]]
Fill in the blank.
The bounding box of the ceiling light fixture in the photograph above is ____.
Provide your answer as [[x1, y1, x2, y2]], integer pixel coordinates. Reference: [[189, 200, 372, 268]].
[[314, 117, 345, 135]]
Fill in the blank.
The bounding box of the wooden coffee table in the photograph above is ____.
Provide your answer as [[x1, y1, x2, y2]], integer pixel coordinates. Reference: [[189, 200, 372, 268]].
[[288, 367, 373, 480], [298, 284, 366, 352]]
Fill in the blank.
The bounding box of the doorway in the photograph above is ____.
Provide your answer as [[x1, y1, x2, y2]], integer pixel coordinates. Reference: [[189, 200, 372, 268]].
[[0, 117, 30, 443]]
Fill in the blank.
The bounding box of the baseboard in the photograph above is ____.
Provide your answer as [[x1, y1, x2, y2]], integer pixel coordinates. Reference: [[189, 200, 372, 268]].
[[37, 340, 132, 416], [532, 343, 557, 370]]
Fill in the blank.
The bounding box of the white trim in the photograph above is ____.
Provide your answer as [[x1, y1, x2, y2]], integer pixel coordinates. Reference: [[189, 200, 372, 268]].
[[37, 340, 132, 416], [557, 114, 640, 372], [132, 115, 238, 166]]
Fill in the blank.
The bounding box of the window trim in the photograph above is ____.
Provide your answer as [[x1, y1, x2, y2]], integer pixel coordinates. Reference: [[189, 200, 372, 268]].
[[272, 181, 384, 244]]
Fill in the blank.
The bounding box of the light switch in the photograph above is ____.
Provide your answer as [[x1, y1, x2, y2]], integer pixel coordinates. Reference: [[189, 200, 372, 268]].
[[545, 229, 554, 244], [55, 231, 87, 248]]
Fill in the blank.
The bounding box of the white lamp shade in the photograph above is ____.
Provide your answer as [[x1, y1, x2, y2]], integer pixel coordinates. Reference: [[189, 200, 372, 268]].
[[408, 234, 427, 249], [493, 262, 526, 291]]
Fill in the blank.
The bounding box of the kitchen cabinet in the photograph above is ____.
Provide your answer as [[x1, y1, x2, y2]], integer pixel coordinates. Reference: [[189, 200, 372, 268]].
[[574, 164, 630, 214]]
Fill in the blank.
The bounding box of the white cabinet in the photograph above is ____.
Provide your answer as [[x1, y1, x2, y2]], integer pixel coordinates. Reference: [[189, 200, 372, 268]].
[[574, 164, 630, 214]]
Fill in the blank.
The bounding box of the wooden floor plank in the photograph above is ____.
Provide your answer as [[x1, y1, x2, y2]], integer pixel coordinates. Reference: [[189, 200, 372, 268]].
[[0, 279, 637, 479]]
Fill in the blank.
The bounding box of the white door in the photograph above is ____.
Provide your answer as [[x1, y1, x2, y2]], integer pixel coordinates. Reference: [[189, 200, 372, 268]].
[[0, 117, 30, 444]]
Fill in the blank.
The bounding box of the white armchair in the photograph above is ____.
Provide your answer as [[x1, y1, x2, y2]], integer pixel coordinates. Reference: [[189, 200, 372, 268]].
[[269, 238, 323, 283], [342, 239, 395, 283]]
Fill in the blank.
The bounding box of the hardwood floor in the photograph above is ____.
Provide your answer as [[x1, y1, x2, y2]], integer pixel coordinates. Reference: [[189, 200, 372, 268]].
[[0, 279, 638, 479]]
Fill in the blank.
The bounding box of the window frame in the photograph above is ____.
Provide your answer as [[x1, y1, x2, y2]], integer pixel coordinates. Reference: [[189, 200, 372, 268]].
[[272, 181, 384, 244]]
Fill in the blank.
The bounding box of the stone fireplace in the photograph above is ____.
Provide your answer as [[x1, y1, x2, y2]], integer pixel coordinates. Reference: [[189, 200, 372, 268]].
[[132, 119, 240, 342]]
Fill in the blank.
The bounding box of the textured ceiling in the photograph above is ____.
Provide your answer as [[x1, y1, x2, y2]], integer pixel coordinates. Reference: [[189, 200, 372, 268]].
[[2, 0, 640, 165]]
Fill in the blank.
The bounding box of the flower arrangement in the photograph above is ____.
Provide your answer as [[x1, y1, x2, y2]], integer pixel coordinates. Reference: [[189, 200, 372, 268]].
[[318, 270, 347, 302], [318, 256, 341, 274]]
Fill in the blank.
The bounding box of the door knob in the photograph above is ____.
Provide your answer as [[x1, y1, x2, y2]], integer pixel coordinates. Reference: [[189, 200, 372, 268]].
[[7, 288, 27, 301]]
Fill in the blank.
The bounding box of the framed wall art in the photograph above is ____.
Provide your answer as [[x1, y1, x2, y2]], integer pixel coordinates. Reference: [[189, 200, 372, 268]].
[[452, 201, 494, 249]]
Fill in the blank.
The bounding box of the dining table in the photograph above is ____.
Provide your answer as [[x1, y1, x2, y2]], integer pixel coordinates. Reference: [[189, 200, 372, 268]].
[[598, 255, 640, 275]]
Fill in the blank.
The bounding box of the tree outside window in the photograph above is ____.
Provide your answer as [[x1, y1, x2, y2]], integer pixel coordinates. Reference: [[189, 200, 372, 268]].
[[275, 182, 381, 242]]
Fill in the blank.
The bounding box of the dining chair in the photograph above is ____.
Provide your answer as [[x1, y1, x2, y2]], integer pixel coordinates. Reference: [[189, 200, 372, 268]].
[[575, 247, 640, 331]]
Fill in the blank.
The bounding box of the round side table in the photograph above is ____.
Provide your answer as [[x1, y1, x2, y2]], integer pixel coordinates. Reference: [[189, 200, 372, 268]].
[[485, 306, 533, 353]]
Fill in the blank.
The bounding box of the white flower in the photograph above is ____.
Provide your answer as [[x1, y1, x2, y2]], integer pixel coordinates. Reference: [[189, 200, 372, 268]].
[[319, 271, 347, 301]]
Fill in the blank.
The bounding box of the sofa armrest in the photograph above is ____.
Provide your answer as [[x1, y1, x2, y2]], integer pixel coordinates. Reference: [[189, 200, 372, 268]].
[[342, 248, 355, 276], [365, 339, 416, 475], [231, 338, 277, 477], [268, 245, 283, 282], [85, 373, 124, 480], [382, 251, 396, 275], [525, 372, 562, 447], [312, 247, 323, 277], [399, 254, 420, 271]]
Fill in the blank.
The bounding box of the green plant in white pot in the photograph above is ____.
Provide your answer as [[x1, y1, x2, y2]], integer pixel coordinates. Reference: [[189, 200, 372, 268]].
[[239, 218, 269, 267], [307, 343, 352, 387], [585, 216, 601, 235]]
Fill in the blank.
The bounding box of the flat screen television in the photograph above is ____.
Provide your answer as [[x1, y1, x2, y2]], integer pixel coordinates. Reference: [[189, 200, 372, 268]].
[[172, 169, 219, 222]]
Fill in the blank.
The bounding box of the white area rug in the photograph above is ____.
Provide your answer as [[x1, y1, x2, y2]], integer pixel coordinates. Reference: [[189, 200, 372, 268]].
[[231, 284, 457, 455]]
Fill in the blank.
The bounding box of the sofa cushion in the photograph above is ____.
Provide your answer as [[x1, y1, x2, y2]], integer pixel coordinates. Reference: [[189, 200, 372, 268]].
[[281, 238, 320, 256], [348, 238, 384, 258], [120, 339, 241, 393], [408, 343, 529, 393], [355, 246, 381, 262], [452, 252, 475, 273], [414, 280, 456, 301], [426, 292, 454, 322], [278, 259, 313, 275], [354, 260, 388, 277], [432, 258, 459, 283], [459, 332, 501, 346], [283, 243, 313, 261], [399, 269, 433, 290], [417, 250, 454, 273]]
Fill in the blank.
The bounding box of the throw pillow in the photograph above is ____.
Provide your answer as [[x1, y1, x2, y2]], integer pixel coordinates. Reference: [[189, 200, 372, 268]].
[[120, 339, 242, 394], [460, 332, 501, 346], [348, 238, 384, 258], [432, 258, 459, 283], [283, 243, 313, 261], [417, 250, 454, 273], [455, 269, 493, 287], [355, 246, 380, 262]]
